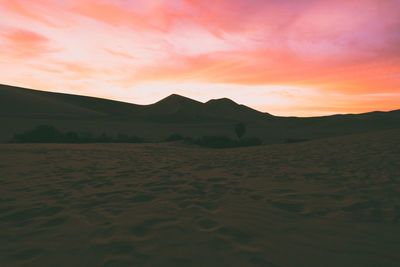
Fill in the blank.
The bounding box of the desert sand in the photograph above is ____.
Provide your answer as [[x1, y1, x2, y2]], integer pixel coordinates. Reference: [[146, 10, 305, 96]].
[[1, 129, 399, 266]]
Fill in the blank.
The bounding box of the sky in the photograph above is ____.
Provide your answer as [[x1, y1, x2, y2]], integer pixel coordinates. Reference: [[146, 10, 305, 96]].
[[0, 0, 399, 116]]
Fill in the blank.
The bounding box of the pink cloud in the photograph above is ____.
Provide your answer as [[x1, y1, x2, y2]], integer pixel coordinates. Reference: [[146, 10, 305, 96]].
[[1, 0, 72, 27], [0, 0, 399, 115], [0, 28, 58, 58], [104, 48, 135, 59]]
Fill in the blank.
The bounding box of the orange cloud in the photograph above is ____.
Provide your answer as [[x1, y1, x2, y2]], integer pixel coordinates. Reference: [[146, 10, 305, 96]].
[[0, 28, 58, 58], [104, 48, 135, 59], [68, 0, 181, 33], [1, 0, 72, 28], [128, 47, 400, 96], [0, 0, 399, 116], [2, 0, 53, 26]]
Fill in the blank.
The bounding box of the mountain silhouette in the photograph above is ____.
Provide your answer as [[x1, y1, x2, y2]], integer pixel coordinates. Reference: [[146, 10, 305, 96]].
[[0, 84, 271, 122], [0, 83, 140, 118], [141, 94, 204, 121], [1, 83, 399, 142], [205, 98, 272, 121]]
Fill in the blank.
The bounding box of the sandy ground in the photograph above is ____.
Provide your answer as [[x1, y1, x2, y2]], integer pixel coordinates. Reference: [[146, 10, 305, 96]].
[[0, 129, 399, 266]]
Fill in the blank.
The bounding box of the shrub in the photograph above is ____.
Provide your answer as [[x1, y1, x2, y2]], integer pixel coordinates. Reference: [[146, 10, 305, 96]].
[[165, 133, 185, 142], [11, 126, 144, 143], [12, 125, 63, 143]]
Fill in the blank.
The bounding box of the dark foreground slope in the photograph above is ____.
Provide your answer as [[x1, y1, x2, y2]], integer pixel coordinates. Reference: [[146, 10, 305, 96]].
[[0, 129, 399, 266], [1, 84, 399, 143]]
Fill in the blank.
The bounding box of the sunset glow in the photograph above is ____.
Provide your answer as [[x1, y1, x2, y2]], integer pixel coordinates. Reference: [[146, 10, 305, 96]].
[[1, 0, 399, 116]]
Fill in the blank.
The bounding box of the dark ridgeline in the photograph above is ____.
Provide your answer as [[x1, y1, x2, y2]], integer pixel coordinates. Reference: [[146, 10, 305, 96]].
[[1, 83, 399, 145]]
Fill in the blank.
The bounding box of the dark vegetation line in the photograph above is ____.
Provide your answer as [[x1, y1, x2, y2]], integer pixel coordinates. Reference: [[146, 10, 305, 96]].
[[9, 124, 265, 148], [10, 125, 143, 144]]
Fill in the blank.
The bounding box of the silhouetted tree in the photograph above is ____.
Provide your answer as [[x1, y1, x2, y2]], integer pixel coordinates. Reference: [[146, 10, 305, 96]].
[[234, 122, 246, 139], [165, 133, 184, 142]]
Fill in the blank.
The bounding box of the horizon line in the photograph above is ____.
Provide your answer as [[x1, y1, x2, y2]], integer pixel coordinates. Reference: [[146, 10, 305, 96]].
[[1, 82, 399, 119]]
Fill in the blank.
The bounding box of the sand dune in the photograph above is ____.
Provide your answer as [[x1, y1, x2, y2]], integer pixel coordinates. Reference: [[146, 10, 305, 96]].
[[1, 84, 400, 143], [0, 84, 267, 122], [1, 129, 399, 266], [0, 85, 400, 144]]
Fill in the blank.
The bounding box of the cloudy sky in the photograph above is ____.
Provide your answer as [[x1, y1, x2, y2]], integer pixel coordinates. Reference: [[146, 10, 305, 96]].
[[1, 0, 399, 116]]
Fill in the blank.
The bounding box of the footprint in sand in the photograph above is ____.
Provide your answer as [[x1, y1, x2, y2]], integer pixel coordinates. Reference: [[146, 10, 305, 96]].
[[216, 226, 254, 244], [88, 240, 151, 264], [249, 256, 280, 266], [207, 177, 227, 182], [39, 216, 68, 228], [130, 194, 156, 203], [168, 257, 194, 266], [131, 217, 176, 238], [196, 218, 219, 231], [1, 206, 64, 224], [92, 225, 117, 238], [271, 201, 304, 213], [178, 200, 219, 213], [11, 248, 43, 260], [232, 187, 255, 195], [250, 194, 264, 200]]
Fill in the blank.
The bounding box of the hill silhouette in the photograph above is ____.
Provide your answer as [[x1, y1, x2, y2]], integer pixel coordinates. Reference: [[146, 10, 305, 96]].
[[0, 85, 269, 122], [0, 83, 399, 142], [142, 94, 206, 122]]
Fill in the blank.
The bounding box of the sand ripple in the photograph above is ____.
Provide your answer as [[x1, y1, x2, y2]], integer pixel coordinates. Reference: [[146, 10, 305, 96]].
[[0, 130, 400, 266]]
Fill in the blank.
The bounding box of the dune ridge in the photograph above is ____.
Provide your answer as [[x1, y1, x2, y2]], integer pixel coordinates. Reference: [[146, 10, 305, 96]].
[[1, 84, 399, 143]]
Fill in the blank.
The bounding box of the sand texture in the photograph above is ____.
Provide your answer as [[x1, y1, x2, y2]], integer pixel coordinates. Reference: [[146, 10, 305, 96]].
[[0, 130, 400, 266]]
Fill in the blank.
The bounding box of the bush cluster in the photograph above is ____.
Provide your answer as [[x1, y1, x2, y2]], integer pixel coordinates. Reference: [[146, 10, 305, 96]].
[[11, 125, 264, 148], [11, 125, 143, 143], [164, 133, 185, 142]]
